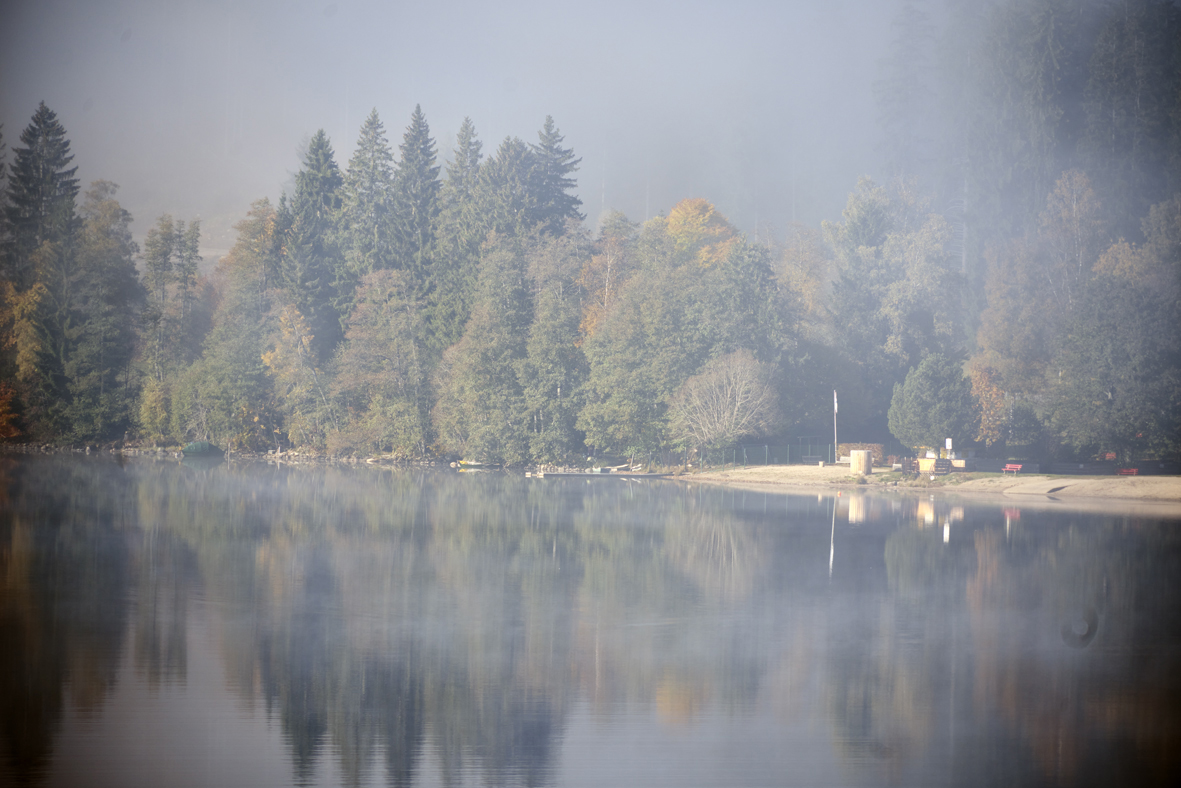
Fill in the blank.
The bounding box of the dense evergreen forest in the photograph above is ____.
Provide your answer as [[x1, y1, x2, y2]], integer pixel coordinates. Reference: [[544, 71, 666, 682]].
[[1, 0, 1179, 464]]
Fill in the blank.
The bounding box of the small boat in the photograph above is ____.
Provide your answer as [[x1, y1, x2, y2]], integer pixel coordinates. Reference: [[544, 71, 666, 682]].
[[182, 441, 225, 458]]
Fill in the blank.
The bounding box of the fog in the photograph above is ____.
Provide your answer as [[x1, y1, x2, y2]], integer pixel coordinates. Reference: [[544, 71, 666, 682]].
[[0, 0, 894, 254]]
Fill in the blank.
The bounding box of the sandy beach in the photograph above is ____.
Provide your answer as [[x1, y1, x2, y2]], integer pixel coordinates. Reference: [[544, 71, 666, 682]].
[[682, 464, 1181, 517]]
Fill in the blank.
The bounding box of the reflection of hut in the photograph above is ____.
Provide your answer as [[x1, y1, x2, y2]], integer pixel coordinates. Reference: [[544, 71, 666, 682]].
[[848, 495, 868, 524]]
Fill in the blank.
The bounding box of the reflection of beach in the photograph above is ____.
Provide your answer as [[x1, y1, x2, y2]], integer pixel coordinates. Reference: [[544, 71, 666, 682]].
[[684, 465, 1181, 515]]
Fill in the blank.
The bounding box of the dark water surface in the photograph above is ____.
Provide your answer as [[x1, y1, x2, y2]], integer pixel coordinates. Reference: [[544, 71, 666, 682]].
[[1, 455, 1179, 787]]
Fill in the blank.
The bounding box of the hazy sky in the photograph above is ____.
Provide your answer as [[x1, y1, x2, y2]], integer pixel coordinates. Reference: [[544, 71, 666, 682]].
[[1, 0, 896, 256]]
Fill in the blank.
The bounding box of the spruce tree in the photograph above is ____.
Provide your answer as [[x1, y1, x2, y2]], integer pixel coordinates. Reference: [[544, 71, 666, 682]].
[[442, 118, 483, 214], [68, 181, 144, 440], [337, 110, 395, 321], [392, 105, 440, 288], [473, 137, 538, 240], [529, 116, 583, 234], [282, 129, 343, 361], [175, 221, 201, 322], [428, 118, 485, 352], [142, 215, 175, 382], [3, 102, 80, 289], [1, 104, 82, 437]]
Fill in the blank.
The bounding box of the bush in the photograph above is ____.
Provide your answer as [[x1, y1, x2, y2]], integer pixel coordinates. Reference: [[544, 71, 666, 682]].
[[838, 442, 884, 465]]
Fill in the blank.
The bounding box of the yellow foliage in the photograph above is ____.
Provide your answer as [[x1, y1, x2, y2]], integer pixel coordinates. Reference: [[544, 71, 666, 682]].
[[1094, 239, 1176, 297], [666, 198, 738, 266], [775, 224, 830, 320], [1, 281, 47, 384], [138, 378, 171, 444], [969, 363, 1007, 446]]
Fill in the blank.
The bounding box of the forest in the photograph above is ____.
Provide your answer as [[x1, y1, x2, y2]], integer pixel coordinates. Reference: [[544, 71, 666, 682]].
[[0, 0, 1179, 465]]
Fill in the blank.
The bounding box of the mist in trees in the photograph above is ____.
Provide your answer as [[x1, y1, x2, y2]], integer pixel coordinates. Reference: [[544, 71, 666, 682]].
[[1, 0, 1179, 464]]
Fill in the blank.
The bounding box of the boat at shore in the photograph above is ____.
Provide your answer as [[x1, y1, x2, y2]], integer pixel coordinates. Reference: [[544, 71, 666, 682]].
[[182, 441, 225, 458]]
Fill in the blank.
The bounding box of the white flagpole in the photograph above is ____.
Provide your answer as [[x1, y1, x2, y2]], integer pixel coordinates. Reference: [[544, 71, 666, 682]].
[[833, 390, 838, 463]]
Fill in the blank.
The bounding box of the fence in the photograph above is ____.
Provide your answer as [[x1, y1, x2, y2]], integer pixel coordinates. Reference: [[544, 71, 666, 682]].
[[697, 442, 835, 470]]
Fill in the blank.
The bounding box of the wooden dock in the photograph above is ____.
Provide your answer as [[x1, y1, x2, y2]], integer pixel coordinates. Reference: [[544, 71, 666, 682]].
[[527, 471, 669, 479]]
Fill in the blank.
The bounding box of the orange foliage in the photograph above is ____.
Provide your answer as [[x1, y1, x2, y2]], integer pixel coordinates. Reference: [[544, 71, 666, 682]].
[[577, 233, 633, 340], [0, 383, 21, 441], [969, 364, 1007, 446], [666, 198, 738, 266]]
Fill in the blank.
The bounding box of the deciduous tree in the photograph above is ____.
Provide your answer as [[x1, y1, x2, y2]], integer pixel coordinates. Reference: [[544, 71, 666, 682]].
[[668, 349, 779, 452]]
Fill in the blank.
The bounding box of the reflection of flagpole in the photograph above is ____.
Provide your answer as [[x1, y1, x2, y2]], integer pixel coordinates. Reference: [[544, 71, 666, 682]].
[[829, 497, 837, 577]]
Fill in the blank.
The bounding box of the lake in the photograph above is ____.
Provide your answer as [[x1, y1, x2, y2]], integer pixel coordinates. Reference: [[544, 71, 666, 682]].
[[1, 454, 1179, 787]]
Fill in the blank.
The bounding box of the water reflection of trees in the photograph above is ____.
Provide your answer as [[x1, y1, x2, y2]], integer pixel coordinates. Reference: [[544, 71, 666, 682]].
[[966, 521, 1181, 786], [5, 457, 1181, 787], [0, 456, 131, 784]]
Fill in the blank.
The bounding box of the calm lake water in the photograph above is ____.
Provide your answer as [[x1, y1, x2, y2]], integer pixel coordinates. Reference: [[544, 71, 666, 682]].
[[1, 454, 1179, 788]]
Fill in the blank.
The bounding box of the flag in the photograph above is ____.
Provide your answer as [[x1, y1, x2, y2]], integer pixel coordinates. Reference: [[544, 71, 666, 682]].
[[833, 390, 838, 414]]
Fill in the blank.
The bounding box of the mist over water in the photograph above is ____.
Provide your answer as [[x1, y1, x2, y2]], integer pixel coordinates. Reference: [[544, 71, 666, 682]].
[[2, 455, 1179, 787]]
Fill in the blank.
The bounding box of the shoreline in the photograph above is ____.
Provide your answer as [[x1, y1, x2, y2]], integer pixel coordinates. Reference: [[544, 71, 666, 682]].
[[681, 464, 1181, 517]]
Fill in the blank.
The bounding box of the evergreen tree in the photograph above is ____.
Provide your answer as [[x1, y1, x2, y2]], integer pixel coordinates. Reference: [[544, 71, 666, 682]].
[[67, 181, 144, 440], [472, 137, 538, 240], [392, 105, 440, 287], [888, 354, 979, 452], [519, 229, 590, 462], [429, 118, 485, 353], [823, 179, 962, 436], [282, 129, 343, 362], [174, 218, 203, 362], [0, 104, 82, 437], [329, 270, 429, 457], [142, 214, 175, 382], [529, 116, 583, 234], [337, 110, 396, 321], [3, 103, 80, 289], [432, 234, 532, 464]]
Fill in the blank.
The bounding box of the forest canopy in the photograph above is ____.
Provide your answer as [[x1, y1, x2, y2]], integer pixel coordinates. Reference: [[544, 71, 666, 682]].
[[1, 0, 1179, 464]]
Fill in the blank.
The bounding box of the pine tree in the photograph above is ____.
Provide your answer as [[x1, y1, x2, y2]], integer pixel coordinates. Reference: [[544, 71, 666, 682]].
[[3, 103, 80, 289], [392, 105, 440, 287], [282, 129, 343, 362], [529, 116, 582, 234], [337, 110, 395, 321]]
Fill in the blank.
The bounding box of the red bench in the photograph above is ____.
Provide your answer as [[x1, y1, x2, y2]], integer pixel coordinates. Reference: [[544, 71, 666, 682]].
[[1118, 468, 1138, 476], [1003, 463, 1023, 474]]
